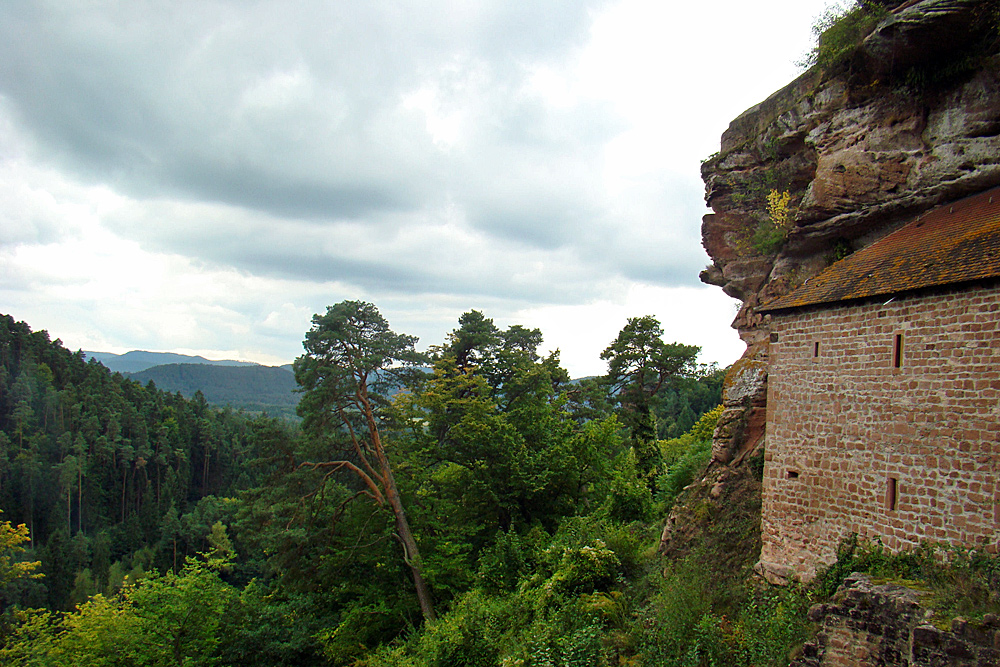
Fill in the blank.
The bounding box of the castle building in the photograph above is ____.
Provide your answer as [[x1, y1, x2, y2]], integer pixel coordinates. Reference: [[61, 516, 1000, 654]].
[[755, 185, 1000, 583]]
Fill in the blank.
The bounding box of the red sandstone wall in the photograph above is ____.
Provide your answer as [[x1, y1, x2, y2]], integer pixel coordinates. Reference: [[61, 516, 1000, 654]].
[[758, 283, 1000, 582]]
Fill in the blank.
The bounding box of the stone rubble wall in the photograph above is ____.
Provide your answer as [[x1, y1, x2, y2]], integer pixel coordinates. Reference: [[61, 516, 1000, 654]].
[[792, 574, 1000, 667]]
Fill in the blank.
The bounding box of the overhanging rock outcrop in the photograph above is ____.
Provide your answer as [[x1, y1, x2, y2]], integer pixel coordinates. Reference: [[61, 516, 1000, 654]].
[[701, 0, 1000, 465]]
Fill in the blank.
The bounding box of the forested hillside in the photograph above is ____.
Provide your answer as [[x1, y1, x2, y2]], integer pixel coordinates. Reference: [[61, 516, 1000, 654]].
[[128, 363, 299, 420], [0, 307, 738, 665], [0, 314, 289, 611], [84, 351, 257, 374], [11, 303, 984, 667]]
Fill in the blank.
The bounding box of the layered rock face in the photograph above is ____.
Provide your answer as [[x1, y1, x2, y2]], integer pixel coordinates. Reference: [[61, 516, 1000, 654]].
[[701, 0, 1000, 464]]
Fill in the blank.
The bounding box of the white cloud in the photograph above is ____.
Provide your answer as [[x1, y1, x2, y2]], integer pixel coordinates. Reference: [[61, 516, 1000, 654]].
[[516, 284, 744, 378]]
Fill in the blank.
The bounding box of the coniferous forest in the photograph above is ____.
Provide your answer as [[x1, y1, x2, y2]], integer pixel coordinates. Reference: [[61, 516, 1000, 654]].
[[1, 305, 827, 667]]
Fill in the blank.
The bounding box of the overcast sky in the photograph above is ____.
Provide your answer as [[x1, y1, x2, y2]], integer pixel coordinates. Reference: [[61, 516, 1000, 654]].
[[0, 0, 838, 378]]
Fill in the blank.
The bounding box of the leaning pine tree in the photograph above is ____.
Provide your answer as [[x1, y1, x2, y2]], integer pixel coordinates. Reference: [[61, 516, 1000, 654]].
[[293, 300, 436, 622]]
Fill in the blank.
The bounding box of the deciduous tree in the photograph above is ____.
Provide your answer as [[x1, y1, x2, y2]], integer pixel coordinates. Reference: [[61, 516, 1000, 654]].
[[0, 511, 40, 588]]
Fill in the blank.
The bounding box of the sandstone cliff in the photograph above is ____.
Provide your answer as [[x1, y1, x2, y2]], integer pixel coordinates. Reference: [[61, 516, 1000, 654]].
[[700, 0, 1000, 464]]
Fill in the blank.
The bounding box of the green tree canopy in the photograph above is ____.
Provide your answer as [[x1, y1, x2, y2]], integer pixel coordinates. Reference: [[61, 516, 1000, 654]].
[[601, 316, 700, 481], [294, 300, 436, 622], [0, 512, 40, 589]]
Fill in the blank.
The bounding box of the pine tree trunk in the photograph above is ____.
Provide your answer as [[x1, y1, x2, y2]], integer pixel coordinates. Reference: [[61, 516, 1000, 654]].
[[78, 465, 83, 534], [368, 409, 436, 622], [383, 468, 436, 622], [28, 472, 34, 548], [122, 468, 127, 522], [202, 446, 210, 494]]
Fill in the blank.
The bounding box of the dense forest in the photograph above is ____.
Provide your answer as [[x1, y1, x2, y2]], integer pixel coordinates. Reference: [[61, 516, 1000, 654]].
[[0, 314, 268, 609], [41, 300, 988, 667], [4, 305, 995, 666], [0, 305, 744, 665]]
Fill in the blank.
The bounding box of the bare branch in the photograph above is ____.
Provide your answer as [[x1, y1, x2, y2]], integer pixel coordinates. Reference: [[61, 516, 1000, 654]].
[[297, 460, 386, 505], [337, 408, 384, 485]]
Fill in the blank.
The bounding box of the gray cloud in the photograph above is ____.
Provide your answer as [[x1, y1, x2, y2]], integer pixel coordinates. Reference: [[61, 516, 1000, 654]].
[[3, 0, 825, 376], [0, 183, 66, 247], [4, 0, 706, 304], [0, 1, 609, 224], [101, 196, 602, 305]]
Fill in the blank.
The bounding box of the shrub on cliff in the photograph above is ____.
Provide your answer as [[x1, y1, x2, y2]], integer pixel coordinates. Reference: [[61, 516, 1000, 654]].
[[815, 535, 1000, 624], [800, 1, 889, 70], [656, 405, 722, 507]]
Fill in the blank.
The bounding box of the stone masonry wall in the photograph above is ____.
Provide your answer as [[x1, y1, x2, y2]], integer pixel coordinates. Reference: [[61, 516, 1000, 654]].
[[792, 574, 1000, 667], [759, 282, 1000, 583]]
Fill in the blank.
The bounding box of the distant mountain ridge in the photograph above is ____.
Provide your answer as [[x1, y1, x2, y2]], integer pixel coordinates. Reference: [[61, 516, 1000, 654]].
[[84, 350, 299, 419], [84, 350, 261, 374]]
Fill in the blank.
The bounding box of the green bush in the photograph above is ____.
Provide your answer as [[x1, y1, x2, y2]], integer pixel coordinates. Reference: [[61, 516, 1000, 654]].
[[215, 583, 328, 667], [738, 189, 794, 256], [476, 529, 537, 593], [638, 557, 717, 665], [366, 579, 614, 667], [750, 220, 790, 256], [657, 438, 712, 506], [0, 555, 237, 667], [688, 404, 723, 443], [364, 592, 504, 667], [319, 599, 408, 666], [601, 450, 653, 522], [546, 540, 622, 597], [727, 583, 814, 667], [801, 1, 888, 70], [368, 516, 653, 667], [530, 518, 636, 600], [815, 535, 1000, 622], [638, 556, 814, 667], [523, 619, 606, 667]]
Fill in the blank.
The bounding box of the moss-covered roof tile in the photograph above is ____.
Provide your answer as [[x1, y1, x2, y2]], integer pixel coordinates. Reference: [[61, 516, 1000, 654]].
[[760, 186, 1000, 313]]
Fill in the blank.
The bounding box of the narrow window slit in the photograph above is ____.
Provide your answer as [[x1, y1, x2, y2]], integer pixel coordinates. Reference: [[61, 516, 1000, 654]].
[[893, 334, 903, 368], [886, 476, 898, 511], [787, 470, 799, 479]]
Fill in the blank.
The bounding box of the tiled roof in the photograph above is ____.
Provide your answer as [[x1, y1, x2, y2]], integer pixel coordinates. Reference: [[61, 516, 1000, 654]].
[[760, 186, 1000, 313]]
